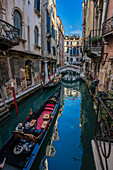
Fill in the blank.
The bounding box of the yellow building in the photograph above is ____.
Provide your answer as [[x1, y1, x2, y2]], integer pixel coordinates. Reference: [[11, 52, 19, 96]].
[[64, 35, 83, 65]]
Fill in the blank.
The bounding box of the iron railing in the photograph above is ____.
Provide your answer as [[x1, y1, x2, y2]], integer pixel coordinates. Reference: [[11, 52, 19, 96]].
[[103, 17, 113, 35], [0, 19, 20, 45], [95, 97, 113, 170], [84, 29, 102, 52]]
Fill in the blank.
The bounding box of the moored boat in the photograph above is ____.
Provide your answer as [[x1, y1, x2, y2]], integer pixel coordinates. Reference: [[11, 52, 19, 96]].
[[0, 87, 61, 170], [42, 74, 62, 90]]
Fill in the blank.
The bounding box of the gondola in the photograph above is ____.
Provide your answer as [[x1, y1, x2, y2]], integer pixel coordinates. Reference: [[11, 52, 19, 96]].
[[0, 87, 61, 170], [42, 74, 62, 90]]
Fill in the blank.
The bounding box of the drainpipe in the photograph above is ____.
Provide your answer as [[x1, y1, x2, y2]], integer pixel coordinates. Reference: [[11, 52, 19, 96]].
[[93, 0, 95, 31]]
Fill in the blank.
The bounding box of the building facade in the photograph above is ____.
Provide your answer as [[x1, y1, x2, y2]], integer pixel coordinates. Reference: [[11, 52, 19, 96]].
[[82, 0, 94, 74], [0, 0, 41, 100], [99, 0, 113, 91], [83, 0, 113, 92], [56, 16, 65, 67], [64, 35, 83, 65], [41, 0, 57, 83]]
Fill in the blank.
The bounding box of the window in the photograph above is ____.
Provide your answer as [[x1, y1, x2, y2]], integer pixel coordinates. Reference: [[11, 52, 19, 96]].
[[77, 41, 79, 45], [67, 57, 69, 62], [47, 41, 51, 53], [53, 46, 56, 56], [70, 48, 72, 55], [14, 10, 22, 38], [76, 58, 79, 62], [73, 48, 76, 55], [34, 0, 40, 13], [47, 12, 50, 33], [67, 47, 69, 53], [52, 25, 55, 39], [77, 48, 79, 55], [67, 41, 69, 45], [80, 47, 82, 53], [71, 41, 72, 45], [80, 58, 83, 62], [34, 27, 39, 46]]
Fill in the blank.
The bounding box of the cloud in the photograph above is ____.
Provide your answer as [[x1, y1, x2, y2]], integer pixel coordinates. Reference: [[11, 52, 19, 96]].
[[65, 30, 82, 37], [70, 30, 82, 37]]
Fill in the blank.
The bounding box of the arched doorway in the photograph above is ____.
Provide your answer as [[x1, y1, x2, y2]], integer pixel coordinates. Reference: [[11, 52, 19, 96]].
[[25, 60, 32, 86]]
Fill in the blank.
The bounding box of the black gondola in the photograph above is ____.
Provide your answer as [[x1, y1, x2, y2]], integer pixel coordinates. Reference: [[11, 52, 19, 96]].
[[0, 87, 61, 170], [42, 74, 62, 90]]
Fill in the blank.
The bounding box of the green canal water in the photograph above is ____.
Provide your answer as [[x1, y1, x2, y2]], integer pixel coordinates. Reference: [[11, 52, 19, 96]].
[[0, 73, 96, 170]]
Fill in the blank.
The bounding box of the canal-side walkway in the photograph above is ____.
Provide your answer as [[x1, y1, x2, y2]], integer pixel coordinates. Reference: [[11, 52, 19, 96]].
[[0, 83, 41, 108]]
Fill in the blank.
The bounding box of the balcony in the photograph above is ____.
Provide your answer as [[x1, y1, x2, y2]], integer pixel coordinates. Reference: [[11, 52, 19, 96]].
[[102, 17, 113, 40], [0, 19, 20, 50], [84, 29, 102, 58]]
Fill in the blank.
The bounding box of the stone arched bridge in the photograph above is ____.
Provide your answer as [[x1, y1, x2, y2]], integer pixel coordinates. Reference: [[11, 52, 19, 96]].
[[57, 65, 81, 74]]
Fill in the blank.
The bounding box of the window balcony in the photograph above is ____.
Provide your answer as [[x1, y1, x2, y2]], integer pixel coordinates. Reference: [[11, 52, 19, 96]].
[[84, 29, 102, 58], [0, 19, 20, 50], [102, 17, 113, 39]]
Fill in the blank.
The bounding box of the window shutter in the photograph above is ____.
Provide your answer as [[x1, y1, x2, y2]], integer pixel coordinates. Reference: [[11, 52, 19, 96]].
[[35, 27, 38, 45], [34, 0, 37, 9], [37, 0, 40, 12], [14, 10, 22, 38]]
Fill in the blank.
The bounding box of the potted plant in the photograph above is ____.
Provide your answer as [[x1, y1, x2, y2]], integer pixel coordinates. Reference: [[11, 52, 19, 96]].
[[91, 36, 98, 47], [97, 36, 102, 46], [84, 46, 88, 52]]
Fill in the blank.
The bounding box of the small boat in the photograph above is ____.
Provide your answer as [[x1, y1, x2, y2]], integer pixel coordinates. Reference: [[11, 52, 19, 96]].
[[0, 87, 61, 170], [42, 74, 62, 90]]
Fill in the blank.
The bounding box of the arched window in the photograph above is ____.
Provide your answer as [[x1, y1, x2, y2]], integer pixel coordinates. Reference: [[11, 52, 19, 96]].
[[14, 10, 22, 38], [34, 27, 39, 46]]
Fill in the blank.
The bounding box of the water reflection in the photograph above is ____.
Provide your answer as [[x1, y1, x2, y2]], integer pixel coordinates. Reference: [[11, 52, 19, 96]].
[[37, 72, 96, 170], [38, 112, 62, 170]]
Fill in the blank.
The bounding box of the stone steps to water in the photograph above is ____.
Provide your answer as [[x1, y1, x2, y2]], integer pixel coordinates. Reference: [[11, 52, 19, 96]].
[[0, 98, 10, 122]]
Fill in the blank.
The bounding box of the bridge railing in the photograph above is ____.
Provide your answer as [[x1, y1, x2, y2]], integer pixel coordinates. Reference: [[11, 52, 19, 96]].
[[58, 64, 80, 70]]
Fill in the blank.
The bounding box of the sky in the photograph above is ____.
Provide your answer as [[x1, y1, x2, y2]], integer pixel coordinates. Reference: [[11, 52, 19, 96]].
[[56, 0, 83, 37]]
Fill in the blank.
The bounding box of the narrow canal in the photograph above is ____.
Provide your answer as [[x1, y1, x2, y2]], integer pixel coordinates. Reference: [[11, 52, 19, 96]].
[[0, 72, 96, 170]]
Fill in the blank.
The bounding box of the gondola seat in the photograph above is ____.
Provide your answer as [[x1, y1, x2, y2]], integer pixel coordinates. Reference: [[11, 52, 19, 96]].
[[41, 121, 48, 129], [13, 131, 42, 143], [30, 119, 37, 127], [43, 114, 49, 120]]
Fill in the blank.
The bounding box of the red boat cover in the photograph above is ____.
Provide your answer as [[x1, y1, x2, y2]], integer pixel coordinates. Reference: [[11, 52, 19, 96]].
[[44, 107, 54, 111], [35, 110, 51, 130], [46, 104, 55, 107]]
